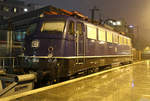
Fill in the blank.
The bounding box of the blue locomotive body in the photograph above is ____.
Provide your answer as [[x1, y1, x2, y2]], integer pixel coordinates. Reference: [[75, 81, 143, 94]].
[[21, 15, 132, 83], [24, 15, 131, 56]]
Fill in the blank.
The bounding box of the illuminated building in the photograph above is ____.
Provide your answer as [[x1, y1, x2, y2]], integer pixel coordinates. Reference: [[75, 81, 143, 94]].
[[0, 0, 35, 21]]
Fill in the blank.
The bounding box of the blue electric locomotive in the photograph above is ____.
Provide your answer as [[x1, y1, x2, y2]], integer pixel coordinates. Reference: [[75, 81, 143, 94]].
[[19, 13, 132, 83]]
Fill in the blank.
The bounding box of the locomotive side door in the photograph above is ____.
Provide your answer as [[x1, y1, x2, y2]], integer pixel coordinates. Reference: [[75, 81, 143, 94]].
[[76, 22, 85, 57]]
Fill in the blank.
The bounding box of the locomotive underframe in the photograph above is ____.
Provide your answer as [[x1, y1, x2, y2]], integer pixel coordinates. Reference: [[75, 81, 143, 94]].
[[16, 55, 132, 84]]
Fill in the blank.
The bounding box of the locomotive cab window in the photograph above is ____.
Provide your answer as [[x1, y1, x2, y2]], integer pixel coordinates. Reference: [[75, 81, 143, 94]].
[[26, 23, 37, 35], [41, 20, 65, 33], [68, 21, 75, 34]]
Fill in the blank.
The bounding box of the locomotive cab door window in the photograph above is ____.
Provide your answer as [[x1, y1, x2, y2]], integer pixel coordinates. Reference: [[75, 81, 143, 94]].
[[76, 23, 84, 35], [76, 22, 85, 57]]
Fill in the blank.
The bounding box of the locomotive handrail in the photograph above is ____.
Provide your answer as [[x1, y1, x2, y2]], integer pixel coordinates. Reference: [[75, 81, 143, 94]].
[[0, 57, 15, 59]]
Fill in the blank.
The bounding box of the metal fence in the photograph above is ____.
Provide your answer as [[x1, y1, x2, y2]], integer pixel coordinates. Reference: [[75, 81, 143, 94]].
[[0, 57, 16, 70]]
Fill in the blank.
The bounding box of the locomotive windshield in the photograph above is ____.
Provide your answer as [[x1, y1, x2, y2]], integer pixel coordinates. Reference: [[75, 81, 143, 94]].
[[26, 23, 37, 35], [41, 20, 65, 33]]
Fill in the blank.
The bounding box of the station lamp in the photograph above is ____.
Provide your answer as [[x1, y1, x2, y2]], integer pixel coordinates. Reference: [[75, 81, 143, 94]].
[[112, 22, 117, 26], [129, 25, 134, 28], [108, 20, 121, 26], [116, 21, 121, 26], [24, 8, 28, 12], [109, 20, 113, 24]]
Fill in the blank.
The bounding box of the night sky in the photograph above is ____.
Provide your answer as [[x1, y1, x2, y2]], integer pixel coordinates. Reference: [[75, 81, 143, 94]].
[[22, 0, 150, 48]]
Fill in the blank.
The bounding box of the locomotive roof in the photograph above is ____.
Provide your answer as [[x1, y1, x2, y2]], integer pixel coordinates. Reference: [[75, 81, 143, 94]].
[[42, 14, 73, 19], [42, 14, 85, 21], [41, 15, 130, 39]]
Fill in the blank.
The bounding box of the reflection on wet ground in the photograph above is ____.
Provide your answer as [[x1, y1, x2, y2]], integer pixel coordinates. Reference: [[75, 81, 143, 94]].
[[1, 61, 150, 101]]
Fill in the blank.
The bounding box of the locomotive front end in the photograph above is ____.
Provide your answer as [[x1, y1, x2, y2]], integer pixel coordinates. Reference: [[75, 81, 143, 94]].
[[18, 16, 68, 84], [24, 17, 66, 57]]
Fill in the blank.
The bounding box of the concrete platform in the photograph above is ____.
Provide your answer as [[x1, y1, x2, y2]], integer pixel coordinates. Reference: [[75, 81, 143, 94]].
[[0, 60, 150, 101]]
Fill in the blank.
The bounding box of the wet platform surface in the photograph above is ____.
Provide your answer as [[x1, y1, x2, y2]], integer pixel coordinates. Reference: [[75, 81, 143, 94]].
[[1, 60, 150, 101]]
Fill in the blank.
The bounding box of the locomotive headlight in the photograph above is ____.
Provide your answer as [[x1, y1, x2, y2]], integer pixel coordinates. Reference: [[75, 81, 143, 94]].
[[31, 40, 40, 48]]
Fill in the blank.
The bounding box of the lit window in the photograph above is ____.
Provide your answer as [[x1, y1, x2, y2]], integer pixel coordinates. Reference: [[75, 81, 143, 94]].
[[129, 39, 132, 46], [13, 30, 26, 42], [126, 38, 129, 45], [98, 28, 105, 41], [123, 37, 126, 45], [107, 31, 112, 43], [3, 6, 9, 12], [123, 37, 129, 45], [41, 21, 65, 33], [14, 8, 17, 13], [119, 35, 123, 45], [113, 33, 118, 43], [126, 38, 128, 45], [87, 25, 97, 40]]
